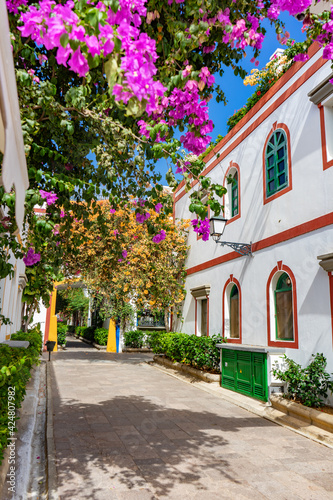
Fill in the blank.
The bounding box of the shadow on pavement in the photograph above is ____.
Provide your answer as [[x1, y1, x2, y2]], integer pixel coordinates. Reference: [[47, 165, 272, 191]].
[[53, 335, 154, 364], [49, 357, 277, 499]]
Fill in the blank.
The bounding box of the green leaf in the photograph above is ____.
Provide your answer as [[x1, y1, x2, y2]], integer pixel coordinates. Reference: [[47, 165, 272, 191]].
[[60, 33, 69, 48]]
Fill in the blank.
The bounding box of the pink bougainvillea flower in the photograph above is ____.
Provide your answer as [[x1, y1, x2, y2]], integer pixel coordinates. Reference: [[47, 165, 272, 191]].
[[60, 210, 66, 218], [110, 208, 116, 214], [68, 47, 89, 77], [40, 190, 58, 206], [294, 53, 309, 62], [136, 212, 150, 223], [191, 217, 210, 241], [155, 203, 163, 213], [114, 229, 119, 236], [152, 229, 166, 243], [122, 249, 128, 259], [23, 248, 41, 266], [6, 0, 27, 14]]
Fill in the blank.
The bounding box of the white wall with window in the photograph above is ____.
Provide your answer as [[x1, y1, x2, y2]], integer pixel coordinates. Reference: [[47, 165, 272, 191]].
[[174, 47, 333, 401]]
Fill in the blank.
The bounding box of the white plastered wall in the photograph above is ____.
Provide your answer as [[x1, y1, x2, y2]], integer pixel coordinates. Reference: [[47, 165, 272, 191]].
[[174, 52, 333, 401]]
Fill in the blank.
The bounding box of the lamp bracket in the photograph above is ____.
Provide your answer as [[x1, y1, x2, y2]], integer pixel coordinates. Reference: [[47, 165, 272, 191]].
[[215, 239, 252, 256]]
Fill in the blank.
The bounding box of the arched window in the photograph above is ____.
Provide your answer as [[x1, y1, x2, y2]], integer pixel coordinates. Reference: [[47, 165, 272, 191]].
[[265, 129, 288, 198], [223, 276, 241, 343], [275, 272, 293, 340], [223, 162, 240, 221], [267, 263, 298, 349], [231, 171, 238, 218], [230, 285, 239, 339]]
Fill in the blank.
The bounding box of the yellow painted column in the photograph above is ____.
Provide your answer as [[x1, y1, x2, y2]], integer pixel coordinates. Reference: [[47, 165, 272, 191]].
[[48, 286, 58, 352], [106, 318, 117, 352]]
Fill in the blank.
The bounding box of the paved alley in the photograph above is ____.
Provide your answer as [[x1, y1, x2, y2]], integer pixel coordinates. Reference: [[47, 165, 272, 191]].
[[50, 338, 333, 500]]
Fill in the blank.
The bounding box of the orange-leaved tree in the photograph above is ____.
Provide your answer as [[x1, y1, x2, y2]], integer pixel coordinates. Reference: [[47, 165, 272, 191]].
[[62, 199, 189, 331]]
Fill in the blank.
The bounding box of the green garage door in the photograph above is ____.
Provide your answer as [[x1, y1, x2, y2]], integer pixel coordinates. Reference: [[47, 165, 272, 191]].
[[221, 349, 267, 402]]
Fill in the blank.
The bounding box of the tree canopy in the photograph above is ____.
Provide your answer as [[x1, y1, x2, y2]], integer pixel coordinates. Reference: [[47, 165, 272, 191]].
[[62, 199, 189, 330], [2, 0, 333, 324]]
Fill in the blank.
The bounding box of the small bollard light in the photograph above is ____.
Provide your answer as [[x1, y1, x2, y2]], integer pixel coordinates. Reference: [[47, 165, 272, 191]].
[[45, 340, 56, 361]]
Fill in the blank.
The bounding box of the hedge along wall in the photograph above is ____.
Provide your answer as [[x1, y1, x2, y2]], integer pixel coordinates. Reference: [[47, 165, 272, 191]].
[[124, 330, 225, 373], [0, 325, 42, 465], [75, 326, 109, 346]]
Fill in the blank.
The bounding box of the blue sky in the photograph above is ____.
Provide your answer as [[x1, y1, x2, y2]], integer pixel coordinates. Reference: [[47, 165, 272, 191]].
[[156, 13, 306, 180]]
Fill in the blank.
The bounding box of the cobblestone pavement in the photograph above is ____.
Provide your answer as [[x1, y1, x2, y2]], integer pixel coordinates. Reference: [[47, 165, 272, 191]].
[[50, 338, 333, 500]]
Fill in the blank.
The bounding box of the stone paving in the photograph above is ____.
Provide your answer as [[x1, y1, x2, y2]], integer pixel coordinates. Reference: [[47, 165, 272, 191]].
[[50, 337, 333, 500]]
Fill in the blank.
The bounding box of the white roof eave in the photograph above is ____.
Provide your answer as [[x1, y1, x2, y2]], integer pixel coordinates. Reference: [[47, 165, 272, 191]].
[[0, 0, 29, 233]]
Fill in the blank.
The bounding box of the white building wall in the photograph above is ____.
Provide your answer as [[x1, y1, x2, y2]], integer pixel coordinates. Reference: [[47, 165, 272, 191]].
[[0, 254, 26, 341], [174, 49, 333, 395]]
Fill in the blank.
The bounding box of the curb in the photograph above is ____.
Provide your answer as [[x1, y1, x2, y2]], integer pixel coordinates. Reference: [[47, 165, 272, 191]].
[[73, 336, 106, 350], [0, 447, 11, 496], [152, 355, 220, 383], [123, 348, 153, 353], [270, 394, 333, 433], [1, 362, 46, 499], [149, 358, 333, 449], [46, 362, 59, 500]]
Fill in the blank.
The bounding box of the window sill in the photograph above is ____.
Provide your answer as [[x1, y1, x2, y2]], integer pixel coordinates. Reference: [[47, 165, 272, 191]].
[[264, 183, 292, 205], [226, 213, 241, 224], [268, 338, 298, 349], [226, 338, 242, 344]]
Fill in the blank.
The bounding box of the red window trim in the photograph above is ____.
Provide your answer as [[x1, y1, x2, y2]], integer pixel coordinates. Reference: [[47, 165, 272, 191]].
[[318, 104, 333, 171], [222, 274, 242, 344], [194, 296, 210, 336], [174, 44, 324, 202], [266, 262, 299, 349], [223, 161, 241, 224], [263, 122, 292, 205], [328, 271, 333, 347]]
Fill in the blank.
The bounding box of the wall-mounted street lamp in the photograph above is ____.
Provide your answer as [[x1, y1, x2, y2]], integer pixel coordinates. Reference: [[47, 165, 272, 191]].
[[209, 216, 252, 256]]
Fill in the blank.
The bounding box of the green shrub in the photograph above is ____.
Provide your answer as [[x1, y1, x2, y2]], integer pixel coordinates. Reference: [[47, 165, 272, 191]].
[[0, 325, 42, 464], [272, 353, 333, 407], [57, 323, 67, 346], [81, 326, 95, 341], [94, 328, 108, 346], [123, 330, 145, 348], [75, 326, 85, 336], [67, 325, 75, 333], [146, 330, 166, 350], [148, 331, 224, 373], [11, 327, 42, 364]]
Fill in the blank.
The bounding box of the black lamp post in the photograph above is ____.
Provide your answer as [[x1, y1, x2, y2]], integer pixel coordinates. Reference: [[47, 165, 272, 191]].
[[45, 340, 56, 361], [209, 216, 252, 256]]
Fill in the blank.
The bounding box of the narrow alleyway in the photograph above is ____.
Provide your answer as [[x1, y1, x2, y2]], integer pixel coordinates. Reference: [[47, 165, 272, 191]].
[[50, 338, 333, 499]]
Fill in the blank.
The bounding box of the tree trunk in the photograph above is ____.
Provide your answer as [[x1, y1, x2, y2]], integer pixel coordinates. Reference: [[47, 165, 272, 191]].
[[21, 301, 37, 332], [164, 308, 170, 332]]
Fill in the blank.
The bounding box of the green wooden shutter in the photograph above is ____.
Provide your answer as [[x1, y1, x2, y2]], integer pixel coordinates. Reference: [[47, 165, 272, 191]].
[[221, 349, 236, 390], [236, 351, 252, 396], [252, 352, 267, 401], [221, 349, 268, 402]]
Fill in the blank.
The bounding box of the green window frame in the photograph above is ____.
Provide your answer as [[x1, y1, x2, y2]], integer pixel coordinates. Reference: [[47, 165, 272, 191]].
[[265, 129, 288, 197], [230, 285, 239, 339], [231, 172, 238, 217], [274, 273, 294, 341]]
